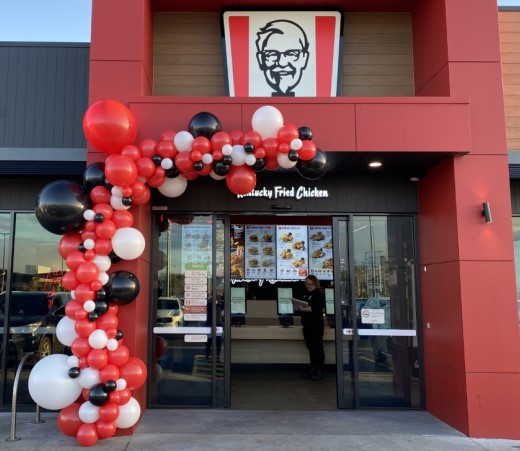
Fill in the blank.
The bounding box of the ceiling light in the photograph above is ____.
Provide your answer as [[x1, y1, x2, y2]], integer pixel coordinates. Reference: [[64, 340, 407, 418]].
[[368, 161, 382, 168]]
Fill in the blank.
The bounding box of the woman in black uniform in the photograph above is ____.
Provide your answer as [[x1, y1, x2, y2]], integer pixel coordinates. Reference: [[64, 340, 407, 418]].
[[295, 275, 326, 380]]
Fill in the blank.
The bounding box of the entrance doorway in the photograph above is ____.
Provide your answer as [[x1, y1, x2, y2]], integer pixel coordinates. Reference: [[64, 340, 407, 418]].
[[149, 213, 422, 410]]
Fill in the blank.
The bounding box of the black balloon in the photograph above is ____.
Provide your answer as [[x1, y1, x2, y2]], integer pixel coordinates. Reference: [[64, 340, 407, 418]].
[[108, 251, 122, 264], [106, 270, 140, 305], [188, 112, 222, 139], [193, 161, 204, 171], [221, 155, 233, 166], [152, 155, 162, 166], [288, 149, 299, 162], [96, 288, 107, 300], [35, 180, 92, 235], [244, 142, 255, 153], [214, 161, 231, 176], [298, 126, 313, 141], [88, 312, 99, 322], [88, 383, 109, 406], [83, 162, 106, 192], [104, 380, 117, 392], [253, 158, 266, 171], [94, 300, 109, 313], [68, 367, 80, 379], [165, 166, 180, 178], [296, 149, 328, 180], [94, 213, 104, 223], [115, 330, 124, 340], [122, 196, 133, 207]]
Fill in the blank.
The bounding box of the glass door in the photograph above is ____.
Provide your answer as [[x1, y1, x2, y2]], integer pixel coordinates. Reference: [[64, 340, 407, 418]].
[[150, 214, 227, 407], [334, 216, 422, 409]]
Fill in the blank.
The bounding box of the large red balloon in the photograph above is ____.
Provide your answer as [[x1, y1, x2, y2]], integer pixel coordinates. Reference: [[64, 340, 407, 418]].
[[118, 357, 148, 390], [105, 155, 138, 187], [225, 165, 257, 195], [99, 364, 120, 384], [98, 402, 119, 423], [83, 99, 137, 154], [90, 186, 112, 204], [107, 344, 130, 367], [87, 349, 109, 369], [76, 423, 99, 447], [111, 210, 134, 228], [72, 337, 92, 358], [96, 420, 117, 439], [76, 261, 99, 284], [210, 131, 232, 151], [62, 271, 79, 291], [59, 233, 82, 259], [57, 403, 83, 437]]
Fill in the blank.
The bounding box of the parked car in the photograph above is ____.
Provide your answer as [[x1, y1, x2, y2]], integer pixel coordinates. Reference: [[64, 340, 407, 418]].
[[156, 297, 184, 327], [0, 291, 71, 366]]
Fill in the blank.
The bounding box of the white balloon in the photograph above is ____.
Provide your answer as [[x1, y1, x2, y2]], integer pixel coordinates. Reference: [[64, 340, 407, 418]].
[[106, 338, 118, 351], [110, 195, 131, 211], [112, 227, 146, 260], [83, 300, 96, 312], [92, 255, 111, 272], [83, 239, 95, 250], [231, 145, 247, 166], [28, 354, 82, 410], [245, 154, 257, 166], [252, 105, 284, 139], [67, 355, 79, 368], [111, 186, 124, 197], [98, 271, 110, 286], [157, 175, 188, 198], [78, 367, 100, 389], [173, 131, 194, 152], [56, 316, 79, 347], [290, 138, 303, 150], [79, 401, 100, 424], [161, 158, 173, 169], [277, 153, 297, 169], [89, 329, 109, 349], [116, 378, 127, 391], [222, 144, 233, 155], [115, 397, 141, 429], [209, 171, 226, 181], [83, 209, 95, 221], [201, 153, 213, 164]]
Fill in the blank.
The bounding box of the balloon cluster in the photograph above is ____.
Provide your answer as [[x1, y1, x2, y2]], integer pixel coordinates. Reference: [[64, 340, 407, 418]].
[[30, 99, 326, 447]]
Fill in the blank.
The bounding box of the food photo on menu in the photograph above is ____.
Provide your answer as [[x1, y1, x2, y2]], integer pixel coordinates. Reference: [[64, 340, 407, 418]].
[[245, 225, 277, 278], [276, 225, 309, 280], [308, 226, 333, 280]]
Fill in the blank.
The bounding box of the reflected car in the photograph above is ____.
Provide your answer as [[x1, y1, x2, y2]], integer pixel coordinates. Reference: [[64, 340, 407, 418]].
[[156, 297, 184, 327], [0, 291, 71, 365]]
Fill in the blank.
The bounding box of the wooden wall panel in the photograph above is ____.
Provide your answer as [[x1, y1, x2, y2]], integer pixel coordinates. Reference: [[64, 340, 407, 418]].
[[500, 11, 520, 151], [153, 12, 415, 97]]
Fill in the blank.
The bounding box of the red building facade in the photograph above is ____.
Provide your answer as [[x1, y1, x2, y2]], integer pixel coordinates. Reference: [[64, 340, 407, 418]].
[[87, 0, 520, 439]]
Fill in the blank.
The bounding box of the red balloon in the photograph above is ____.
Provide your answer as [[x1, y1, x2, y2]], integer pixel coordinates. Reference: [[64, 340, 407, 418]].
[[62, 271, 79, 291], [78, 356, 89, 369], [192, 136, 211, 154], [84, 220, 96, 232], [230, 130, 244, 145], [183, 170, 199, 181], [81, 230, 97, 242], [225, 165, 257, 195], [157, 140, 176, 159], [76, 261, 99, 284], [75, 284, 95, 303], [199, 163, 213, 176], [212, 149, 223, 161], [99, 364, 120, 384], [94, 238, 112, 256], [118, 357, 147, 390], [277, 123, 299, 144], [71, 337, 92, 358], [84, 249, 96, 261], [96, 220, 116, 239], [74, 309, 88, 320], [108, 304, 119, 315], [118, 388, 132, 406], [122, 186, 133, 197], [190, 150, 202, 162], [90, 186, 111, 204], [160, 129, 176, 141], [108, 390, 121, 405], [278, 142, 290, 154], [66, 251, 86, 271], [262, 138, 279, 158], [121, 144, 141, 161], [92, 203, 113, 220], [175, 151, 194, 172], [76, 422, 99, 447], [97, 312, 118, 331], [243, 130, 262, 149], [254, 147, 266, 159], [132, 187, 151, 206], [265, 155, 280, 170], [65, 300, 83, 319], [298, 140, 317, 161], [57, 403, 82, 437], [83, 99, 137, 154], [105, 155, 138, 187], [96, 420, 117, 439], [130, 180, 146, 198], [107, 344, 129, 367], [91, 280, 103, 291], [147, 173, 165, 188], [210, 131, 232, 151], [59, 233, 83, 259], [139, 138, 157, 158], [87, 349, 108, 369], [136, 157, 155, 178], [111, 210, 134, 228], [75, 319, 97, 338]]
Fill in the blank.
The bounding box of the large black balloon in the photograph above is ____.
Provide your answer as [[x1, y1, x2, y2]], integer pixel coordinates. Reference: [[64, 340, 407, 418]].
[[106, 270, 140, 305], [188, 112, 222, 139], [35, 180, 92, 235], [83, 162, 106, 192], [296, 149, 328, 180], [88, 383, 109, 406]]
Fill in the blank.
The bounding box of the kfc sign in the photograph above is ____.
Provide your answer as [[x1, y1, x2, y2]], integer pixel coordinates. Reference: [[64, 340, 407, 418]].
[[222, 10, 343, 97]]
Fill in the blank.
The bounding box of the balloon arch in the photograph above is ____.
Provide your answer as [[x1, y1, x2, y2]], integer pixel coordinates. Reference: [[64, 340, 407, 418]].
[[30, 100, 327, 446]]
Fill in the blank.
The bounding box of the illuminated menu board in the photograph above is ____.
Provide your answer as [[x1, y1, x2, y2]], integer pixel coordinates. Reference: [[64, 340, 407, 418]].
[[276, 225, 309, 280], [308, 226, 333, 281], [181, 224, 212, 274], [245, 225, 276, 278]]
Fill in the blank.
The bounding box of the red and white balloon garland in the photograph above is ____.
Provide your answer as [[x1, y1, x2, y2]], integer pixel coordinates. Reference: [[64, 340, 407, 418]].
[[28, 99, 323, 447]]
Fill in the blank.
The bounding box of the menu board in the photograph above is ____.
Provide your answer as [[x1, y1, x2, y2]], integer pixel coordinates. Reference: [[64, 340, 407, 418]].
[[276, 225, 308, 280], [245, 225, 276, 279], [181, 224, 212, 274], [230, 225, 245, 279], [308, 226, 333, 280]]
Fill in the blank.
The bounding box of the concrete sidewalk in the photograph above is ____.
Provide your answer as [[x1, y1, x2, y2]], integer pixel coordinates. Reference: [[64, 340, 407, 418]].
[[1, 409, 520, 450]]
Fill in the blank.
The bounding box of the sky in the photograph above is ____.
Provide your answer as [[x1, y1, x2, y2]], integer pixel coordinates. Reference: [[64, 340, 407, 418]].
[[0, 0, 92, 42], [0, 1, 518, 42]]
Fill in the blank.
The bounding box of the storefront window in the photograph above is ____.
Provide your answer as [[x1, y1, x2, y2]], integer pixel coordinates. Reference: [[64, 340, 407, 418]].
[[512, 217, 520, 328]]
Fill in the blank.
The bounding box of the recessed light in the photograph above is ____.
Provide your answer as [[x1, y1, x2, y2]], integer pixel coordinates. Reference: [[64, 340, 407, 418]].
[[410, 177, 420, 182], [368, 161, 382, 168]]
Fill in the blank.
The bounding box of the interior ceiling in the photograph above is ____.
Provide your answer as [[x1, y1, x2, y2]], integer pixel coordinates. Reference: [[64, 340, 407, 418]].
[[152, 0, 417, 13]]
